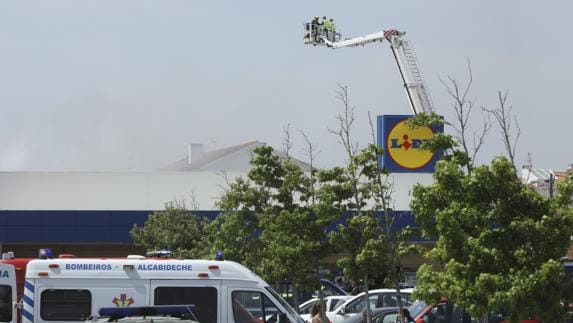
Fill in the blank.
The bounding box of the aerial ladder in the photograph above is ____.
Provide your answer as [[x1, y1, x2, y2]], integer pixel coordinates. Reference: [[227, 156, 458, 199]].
[[303, 20, 435, 115]]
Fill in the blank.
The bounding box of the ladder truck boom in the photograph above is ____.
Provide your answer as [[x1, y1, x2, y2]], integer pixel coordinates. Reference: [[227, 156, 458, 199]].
[[304, 22, 435, 115]]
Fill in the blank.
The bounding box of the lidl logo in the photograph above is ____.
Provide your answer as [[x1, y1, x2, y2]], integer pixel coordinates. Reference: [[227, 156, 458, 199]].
[[387, 119, 435, 169], [112, 294, 135, 307], [377, 115, 442, 173]]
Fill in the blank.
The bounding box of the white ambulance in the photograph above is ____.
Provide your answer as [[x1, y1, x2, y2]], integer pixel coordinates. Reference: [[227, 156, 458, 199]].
[[20, 256, 303, 323], [0, 264, 17, 323]]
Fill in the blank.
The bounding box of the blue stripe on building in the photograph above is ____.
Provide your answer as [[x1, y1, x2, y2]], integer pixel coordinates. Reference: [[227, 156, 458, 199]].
[[0, 210, 420, 243], [0, 210, 220, 242]]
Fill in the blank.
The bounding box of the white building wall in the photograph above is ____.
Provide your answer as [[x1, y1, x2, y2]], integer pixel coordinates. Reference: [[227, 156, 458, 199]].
[[0, 171, 432, 211], [388, 173, 433, 210], [0, 172, 241, 211]]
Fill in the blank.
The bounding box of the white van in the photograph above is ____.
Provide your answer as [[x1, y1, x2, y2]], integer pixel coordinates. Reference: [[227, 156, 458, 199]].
[[0, 264, 17, 323], [20, 257, 303, 323]]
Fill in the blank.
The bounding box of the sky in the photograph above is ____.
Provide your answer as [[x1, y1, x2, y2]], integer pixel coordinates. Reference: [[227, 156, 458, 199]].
[[0, 1, 571, 172]]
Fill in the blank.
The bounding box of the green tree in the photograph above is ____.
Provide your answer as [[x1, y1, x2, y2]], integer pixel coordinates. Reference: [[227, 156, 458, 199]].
[[130, 202, 212, 258], [213, 145, 336, 308], [325, 85, 417, 322], [210, 176, 264, 269], [410, 114, 573, 322]]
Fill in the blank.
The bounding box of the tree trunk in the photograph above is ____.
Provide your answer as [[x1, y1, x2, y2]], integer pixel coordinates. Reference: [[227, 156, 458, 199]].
[[364, 274, 371, 323], [479, 315, 489, 323], [293, 284, 299, 313]]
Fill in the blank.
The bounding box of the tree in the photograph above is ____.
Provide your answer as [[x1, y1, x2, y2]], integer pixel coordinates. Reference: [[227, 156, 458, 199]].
[[409, 113, 573, 322], [213, 145, 336, 309], [325, 85, 417, 322], [130, 202, 212, 258]]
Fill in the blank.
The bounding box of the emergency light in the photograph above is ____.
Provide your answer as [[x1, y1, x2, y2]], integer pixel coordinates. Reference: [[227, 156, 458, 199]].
[[39, 248, 52, 259], [146, 249, 172, 258]]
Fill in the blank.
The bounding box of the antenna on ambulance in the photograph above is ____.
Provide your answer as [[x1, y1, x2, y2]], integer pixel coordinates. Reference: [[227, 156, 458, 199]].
[[303, 19, 435, 115]]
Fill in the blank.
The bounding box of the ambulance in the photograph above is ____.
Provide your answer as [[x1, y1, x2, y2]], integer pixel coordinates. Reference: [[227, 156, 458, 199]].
[[9, 254, 303, 323], [0, 262, 17, 323]]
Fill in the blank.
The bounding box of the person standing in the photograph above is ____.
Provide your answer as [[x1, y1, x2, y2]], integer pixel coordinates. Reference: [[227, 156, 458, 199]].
[[401, 308, 415, 323], [329, 18, 336, 41], [334, 276, 347, 292], [311, 301, 326, 323], [321, 16, 330, 40]]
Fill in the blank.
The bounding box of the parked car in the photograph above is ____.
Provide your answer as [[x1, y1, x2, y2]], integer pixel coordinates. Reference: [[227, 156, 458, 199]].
[[327, 288, 414, 323], [299, 296, 353, 322], [411, 299, 543, 323], [338, 307, 399, 323], [273, 278, 349, 306]]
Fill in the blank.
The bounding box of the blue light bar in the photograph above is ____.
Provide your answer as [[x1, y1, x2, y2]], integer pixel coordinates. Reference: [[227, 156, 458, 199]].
[[39, 248, 52, 259], [98, 305, 195, 318]]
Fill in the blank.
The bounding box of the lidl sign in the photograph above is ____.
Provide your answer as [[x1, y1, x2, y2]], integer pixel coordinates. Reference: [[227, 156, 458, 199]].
[[377, 115, 442, 172]]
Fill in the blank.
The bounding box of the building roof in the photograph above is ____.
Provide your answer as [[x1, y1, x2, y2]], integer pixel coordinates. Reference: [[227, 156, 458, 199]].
[[160, 141, 310, 172], [529, 168, 554, 182]]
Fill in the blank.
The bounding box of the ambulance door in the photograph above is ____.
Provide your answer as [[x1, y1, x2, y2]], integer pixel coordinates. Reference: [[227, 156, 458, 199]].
[[150, 279, 222, 323], [0, 264, 17, 323]]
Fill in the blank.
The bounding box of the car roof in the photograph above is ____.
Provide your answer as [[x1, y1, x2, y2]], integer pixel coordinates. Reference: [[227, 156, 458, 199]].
[[350, 288, 413, 300], [333, 288, 414, 312], [300, 295, 352, 307], [339, 307, 399, 323]]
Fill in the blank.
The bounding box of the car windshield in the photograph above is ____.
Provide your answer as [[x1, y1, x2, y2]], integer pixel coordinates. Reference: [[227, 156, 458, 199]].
[[408, 300, 427, 318]]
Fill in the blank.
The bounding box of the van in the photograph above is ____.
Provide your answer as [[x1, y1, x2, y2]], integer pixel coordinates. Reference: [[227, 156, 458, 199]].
[[18, 257, 303, 323], [0, 263, 17, 323]]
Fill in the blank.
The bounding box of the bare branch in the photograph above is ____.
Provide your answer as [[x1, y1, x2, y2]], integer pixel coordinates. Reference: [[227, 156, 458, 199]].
[[328, 83, 359, 159], [299, 129, 321, 205], [187, 188, 200, 211], [299, 129, 321, 171], [484, 90, 520, 169], [439, 61, 489, 173], [282, 123, 293, 159]]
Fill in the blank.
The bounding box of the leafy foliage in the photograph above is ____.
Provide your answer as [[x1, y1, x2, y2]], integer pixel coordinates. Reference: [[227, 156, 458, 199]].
[[410, 114, 573, 321], [326, 144, 417, 288], [213, 146, 336, 302], [130, 203, 211, 258]]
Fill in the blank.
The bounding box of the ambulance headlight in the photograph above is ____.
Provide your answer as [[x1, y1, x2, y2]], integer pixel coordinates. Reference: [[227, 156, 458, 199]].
[[39, 248, 52, 259]]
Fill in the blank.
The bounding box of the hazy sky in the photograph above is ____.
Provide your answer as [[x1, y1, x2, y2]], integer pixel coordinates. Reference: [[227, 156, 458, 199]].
[[1, 1, 571, 172]]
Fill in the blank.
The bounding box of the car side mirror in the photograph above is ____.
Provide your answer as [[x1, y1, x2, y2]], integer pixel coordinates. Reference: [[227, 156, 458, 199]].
[[338, 306, 346, 314]]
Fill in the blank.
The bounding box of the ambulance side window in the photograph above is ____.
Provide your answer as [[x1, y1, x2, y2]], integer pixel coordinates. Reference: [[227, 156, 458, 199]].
[[154, 286, 217, 323], [232, 291, 281, 323], [0, 285, 12, 322], [40, 289, 91, 321]]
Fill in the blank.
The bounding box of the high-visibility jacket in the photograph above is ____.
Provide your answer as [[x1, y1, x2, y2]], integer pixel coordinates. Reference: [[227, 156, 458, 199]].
[[330, 21, 336, 32], [322, 19, 331, 30]]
